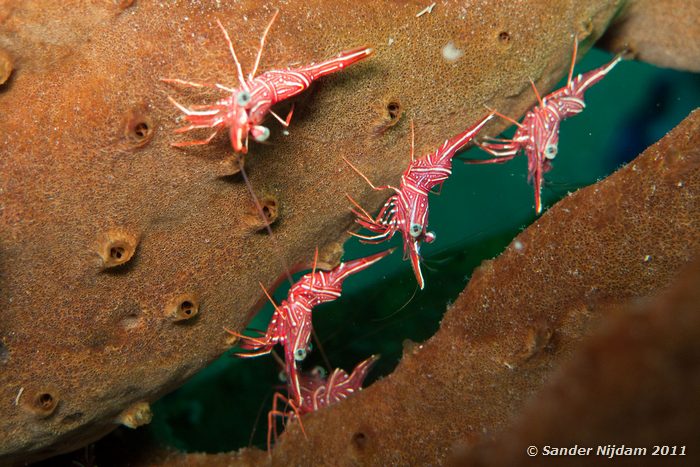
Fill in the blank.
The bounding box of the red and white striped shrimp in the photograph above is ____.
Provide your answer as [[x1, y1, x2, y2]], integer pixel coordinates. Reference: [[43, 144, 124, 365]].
[[268, 355, 379, 449], [469, 39, 622, 213], [226, 249, 391, 409], [162, 10, 373, 154], [295, 355, 379, 412], [345, 113, 494, 289]]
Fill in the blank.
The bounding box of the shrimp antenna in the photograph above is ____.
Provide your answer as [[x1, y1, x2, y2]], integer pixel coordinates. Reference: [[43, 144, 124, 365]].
[[259, 281, 282, 313], [529, 77, 544, 108], [567, 37, 579, 85], [410, 120, 416, 161], [251, 10, 279, 80], [372, 283, 420, 322], [216, 19, 250, 92], [483, 104, 523, 128]]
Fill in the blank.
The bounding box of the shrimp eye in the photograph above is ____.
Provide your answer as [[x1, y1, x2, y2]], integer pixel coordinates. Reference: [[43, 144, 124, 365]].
[[236, 90, 252, 106], [409, 223, 422, 238], [312, 366, 327, 379], [278, 370, 288, 383], [294, 348, 307, 362], [252, 125, 270, 142], [544, 144, 558, 160]]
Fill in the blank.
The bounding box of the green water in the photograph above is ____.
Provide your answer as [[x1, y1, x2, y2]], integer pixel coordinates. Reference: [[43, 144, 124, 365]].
[[145, 49, 700, 452]]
